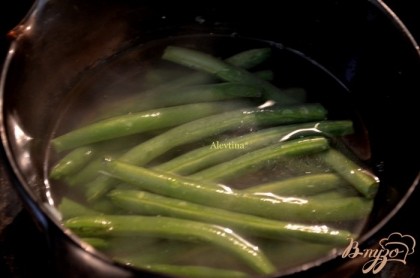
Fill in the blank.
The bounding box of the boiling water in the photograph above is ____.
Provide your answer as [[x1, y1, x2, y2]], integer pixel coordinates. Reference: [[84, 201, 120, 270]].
[[45, 35, 376, 277]]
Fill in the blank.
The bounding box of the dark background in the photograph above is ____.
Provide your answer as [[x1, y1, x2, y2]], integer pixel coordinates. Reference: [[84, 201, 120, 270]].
[[0, 1, 419, 277]]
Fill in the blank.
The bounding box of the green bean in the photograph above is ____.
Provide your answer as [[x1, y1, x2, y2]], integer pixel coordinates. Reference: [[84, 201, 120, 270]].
[[51, 133, 149, 181], [106, 82, 262, 118], [257, 240, 335, 271], [309, 189, 360, 200], [65, 215, 276, 275], [121, 104, 326, 165], [85, 104, 327, 201], [50, 147, 95, 180], [156, 121, 353, 175], [58, 198, 99, 220], [155, 125, 299, 175], [111, 239, 198, 264], [243, 173, 348, 196], [114, 242, 250, 276], [84, 176, 115, 202], [52, 101, 243, 152], [225, 47, 271, 69], [58, 133, 154, 185], [154, 82, 262, 103], [189, 137, 329, 182], [98, 48, 272, 119], [254, 70, 274, 81], [140, 264, 249, 278], [90, 198, 123, 214], [96, 72, 213, 119], [321, 148, 379, 199], [103, 160, 373, 222], [81, 237, 110, 250], [162, 46, 300, 104], [58, 196, 120, 218], [83, 237, 164, 261], [140, 68, 180, 85], [65, 157, 108, 187], [109, 189, 352, 245], [65, 149, 128, 187]]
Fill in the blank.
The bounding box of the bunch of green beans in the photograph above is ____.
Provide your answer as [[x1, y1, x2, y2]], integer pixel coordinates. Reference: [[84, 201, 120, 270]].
[[50, 46, 380, 278]]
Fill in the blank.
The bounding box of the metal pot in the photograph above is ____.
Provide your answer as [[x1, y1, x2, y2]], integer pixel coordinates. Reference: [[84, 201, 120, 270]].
[[1, 0, 419, 277]]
